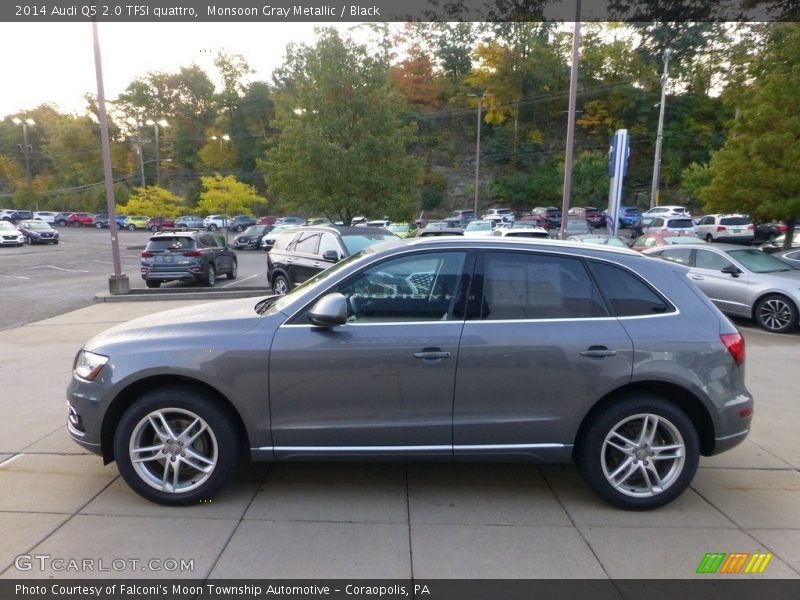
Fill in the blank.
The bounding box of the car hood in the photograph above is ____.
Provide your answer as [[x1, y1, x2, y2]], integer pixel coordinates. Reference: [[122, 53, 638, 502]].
[[83, 297, 268, 353], [755, 269, 800, 287]]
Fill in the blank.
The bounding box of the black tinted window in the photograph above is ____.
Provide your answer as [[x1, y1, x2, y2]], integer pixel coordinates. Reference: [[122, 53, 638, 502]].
[[480, 252, 606, 320], [147, 237, 196, 251], [667, 218, 694, 228], [588, 262, 672, 317], [719, 217, 750, 226]]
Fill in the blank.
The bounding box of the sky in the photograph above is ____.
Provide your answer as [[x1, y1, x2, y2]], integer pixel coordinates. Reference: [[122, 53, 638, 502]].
[[0, 22, 375, 119]]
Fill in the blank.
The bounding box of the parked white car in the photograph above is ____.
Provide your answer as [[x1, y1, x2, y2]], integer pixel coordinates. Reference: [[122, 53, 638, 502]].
[[202, 215, 230, 231], [644, 216, 697, 236], [463, 220, 498, 237], [481, 208, 514, 225], [695, 214, 754, 244], [33, 211, 58, 224], [0, 221, 25, 246], [642, 205, 691, 218]]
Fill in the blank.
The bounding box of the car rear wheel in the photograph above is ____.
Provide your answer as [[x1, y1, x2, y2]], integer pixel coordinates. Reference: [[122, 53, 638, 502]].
[[145, 280, 162, 289], [755, 294, 798, 333], [127, 224, 136, 231], [95, 222, 103, 229], [209, 224, 218, 232], [272, 274, 290, 295], [57, 220, 67, 227], [150, 225, 160, 232], [227, 260, 238, 280], [236, 225, 244, 232], [576, 393, 699, 510], [204, 264, 216, 286], [113, 387, 241, 505]]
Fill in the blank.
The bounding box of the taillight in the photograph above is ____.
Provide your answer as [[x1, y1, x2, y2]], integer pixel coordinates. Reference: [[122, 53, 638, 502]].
[[779, 223, 787, 233], [141, 251, 154, 258], [183, 250, 203, 257], [721, 332, 745, 367], [747, 224, 754, 230], [717, 226, 727, 232]]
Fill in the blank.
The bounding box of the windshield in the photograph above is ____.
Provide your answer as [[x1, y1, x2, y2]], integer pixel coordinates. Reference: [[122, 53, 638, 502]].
[[388, 224, 410, 233], [243, 225, 271, 235], [0, 222, 17, 230], [27, 222, 51, 230], [566, 219, 588, 231], [728, 249, 792, 273], [341, 232, 398, 255]]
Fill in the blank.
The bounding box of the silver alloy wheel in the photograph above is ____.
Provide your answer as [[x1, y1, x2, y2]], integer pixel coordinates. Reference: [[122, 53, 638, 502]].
[[757, 297, 793, 331], [206, 265, 216, 286], [128, 408, 218, 494], [601, 413, 686, 498], [273, 275, 289, 295]]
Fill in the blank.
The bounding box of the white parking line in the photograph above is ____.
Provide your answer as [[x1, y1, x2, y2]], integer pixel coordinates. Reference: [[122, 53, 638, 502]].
[[0, 454, 24, 469], [0, 274, 30, 280], [222, 274, 257, 288], [20, 265, 90, 273]]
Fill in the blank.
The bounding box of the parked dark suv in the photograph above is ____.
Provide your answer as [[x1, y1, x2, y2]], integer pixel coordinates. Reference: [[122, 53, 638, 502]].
[[140, 231, 237, 288], [267, 225, 398, 294], [69, 237, 752, 508], [531, 207, 562, 229], [229, 214, 257, 232]]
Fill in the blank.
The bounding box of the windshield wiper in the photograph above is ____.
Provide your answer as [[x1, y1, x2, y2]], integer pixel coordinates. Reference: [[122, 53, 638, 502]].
[[254, 295, 280, 315]]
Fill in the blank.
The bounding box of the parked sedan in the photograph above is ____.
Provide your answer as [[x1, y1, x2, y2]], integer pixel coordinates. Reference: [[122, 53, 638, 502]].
[[463, 220, 498, 237], [68, 237, 752, 509], [233, 225, 273, 250], [140, 231, 237, 288], [18, 220, 59, 244], [630, 233, 707, 252], [229, 215, 257, 232], [643, 243, 800, 333], [564, 216, 592, 237], [770, 247, 800, 270], [0, 221, 25, 246]]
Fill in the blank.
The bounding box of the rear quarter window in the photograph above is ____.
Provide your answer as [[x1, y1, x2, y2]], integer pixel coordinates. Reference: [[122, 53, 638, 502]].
[[588, 261, 673, 317]]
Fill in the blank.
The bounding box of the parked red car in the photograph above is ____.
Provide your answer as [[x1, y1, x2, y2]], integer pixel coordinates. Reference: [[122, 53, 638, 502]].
[[257, 215, 278, 226], [146, 216, 176, 232], [67, 212, 95, 227]]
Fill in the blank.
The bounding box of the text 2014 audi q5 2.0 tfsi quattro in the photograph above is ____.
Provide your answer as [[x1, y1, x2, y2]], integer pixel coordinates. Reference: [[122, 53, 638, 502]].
[[67, 238, 752, 510]]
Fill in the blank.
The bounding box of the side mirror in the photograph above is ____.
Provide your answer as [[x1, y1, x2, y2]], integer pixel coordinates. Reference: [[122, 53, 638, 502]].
[[322, 249, 340, 263], [721, 264, 741, 277], [308, 293, 348, 327]]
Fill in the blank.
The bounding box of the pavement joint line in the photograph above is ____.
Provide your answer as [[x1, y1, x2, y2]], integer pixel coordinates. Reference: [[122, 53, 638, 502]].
[[747, 438, 799, 470], [538, 465, 617, 583], [204, 463, 270, 578]]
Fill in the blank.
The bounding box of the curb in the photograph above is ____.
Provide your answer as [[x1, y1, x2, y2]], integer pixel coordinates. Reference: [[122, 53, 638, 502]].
[[95, 287, 271, 302]]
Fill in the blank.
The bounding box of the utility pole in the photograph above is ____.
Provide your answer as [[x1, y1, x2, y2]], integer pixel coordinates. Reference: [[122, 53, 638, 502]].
[[468, 93, 486, 220], [650, 48, 672, 209], [559, 0, 581, 240], [12, 118, 35, 212]]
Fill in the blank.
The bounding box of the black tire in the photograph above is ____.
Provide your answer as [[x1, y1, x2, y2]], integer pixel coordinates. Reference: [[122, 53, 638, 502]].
[[235, 225, 244, 232], [209, 224, 218, 232], [95, 222, 103, 229], [145, 280, 162, 289], [57, 220, 67, 227], [113, 386, 241, 506], [576, 392, 700, 510], [127, 224, 136, 231], [272, 273, 290, 295], [227, 260, 238, 280], [705, 233, 713, 243], [150, 225, 160, 233], [204, 264, 216, 286], [754, 294, 798, 334], [52, 240, 59, 245]]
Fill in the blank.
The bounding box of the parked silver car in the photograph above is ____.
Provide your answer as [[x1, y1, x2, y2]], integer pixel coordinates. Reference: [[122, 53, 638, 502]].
[[643, 243, 800, 333], [68, 238, 752, 509]]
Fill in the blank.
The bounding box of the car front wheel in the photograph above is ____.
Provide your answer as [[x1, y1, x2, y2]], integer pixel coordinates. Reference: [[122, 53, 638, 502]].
[[113, 387, 241, 505], [95, 222, 103, 229], [145, 280, 162, 289], [755, 294, 798, 333], [208, 224, 218, 231], [127, 224, 136, 231], [705, 233, 713, 242], [576, 393, 699, 510]]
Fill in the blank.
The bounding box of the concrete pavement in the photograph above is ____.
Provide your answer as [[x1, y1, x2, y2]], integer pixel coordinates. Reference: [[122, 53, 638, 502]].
[[0, 299, 799, 580]]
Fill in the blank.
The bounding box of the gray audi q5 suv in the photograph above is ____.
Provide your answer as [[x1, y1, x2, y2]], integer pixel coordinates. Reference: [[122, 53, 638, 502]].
[[68, 237, 752, 510]]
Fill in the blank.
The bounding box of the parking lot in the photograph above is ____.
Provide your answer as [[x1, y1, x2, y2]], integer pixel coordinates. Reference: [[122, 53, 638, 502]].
[[0, 238, 799, 580], [0, 227, 270, 331]]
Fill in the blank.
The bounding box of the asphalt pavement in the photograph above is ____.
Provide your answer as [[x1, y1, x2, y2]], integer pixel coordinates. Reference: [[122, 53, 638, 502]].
[[0, 297, 799, 580]]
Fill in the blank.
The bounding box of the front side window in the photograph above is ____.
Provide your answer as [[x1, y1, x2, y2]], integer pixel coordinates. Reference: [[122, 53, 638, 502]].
[[479, 252, 606, 320], [337, 252, 467, 323], [318, 233, 341, 257], [695, 249, 734, 271]]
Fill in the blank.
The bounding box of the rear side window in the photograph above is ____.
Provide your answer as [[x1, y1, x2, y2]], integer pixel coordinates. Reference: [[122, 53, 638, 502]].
[[480, 252, 607, 320], [293, 232, 320, 254], [587, 261, 673, 317]]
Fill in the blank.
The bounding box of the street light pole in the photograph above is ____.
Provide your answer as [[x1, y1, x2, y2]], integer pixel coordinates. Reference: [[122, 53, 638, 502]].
[[12, 117, 35, 212], [146, 119, 169, 186], [650, 48, 672, 209], [468, 93, 486, 220], [211, 134, 230, 174]]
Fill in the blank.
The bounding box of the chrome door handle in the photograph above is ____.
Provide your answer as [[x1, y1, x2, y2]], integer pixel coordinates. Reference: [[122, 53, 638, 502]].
[[580, 347, 617, 358], [413, 350, 452, 360], [690, 275, 704, 280]]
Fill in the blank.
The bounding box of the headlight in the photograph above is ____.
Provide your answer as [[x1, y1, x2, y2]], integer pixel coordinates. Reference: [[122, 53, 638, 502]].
[[74, 350, 109, 381]]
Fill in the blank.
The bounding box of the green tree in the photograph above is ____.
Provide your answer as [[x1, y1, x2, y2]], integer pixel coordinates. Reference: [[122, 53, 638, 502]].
[[702, 23, 800, 246], [118, 186, 185, 218], [262, 29, 421, 225], [197, 175, 266, 216]]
